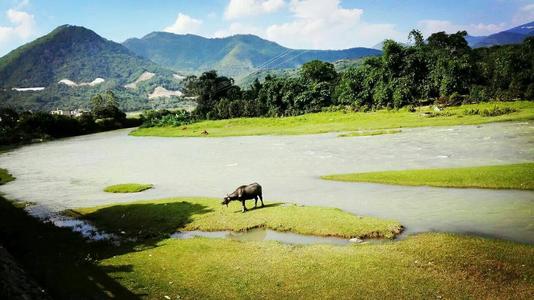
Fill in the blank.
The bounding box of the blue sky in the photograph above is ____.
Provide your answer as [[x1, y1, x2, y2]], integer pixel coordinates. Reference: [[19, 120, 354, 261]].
[[1, 0, 533, 55]]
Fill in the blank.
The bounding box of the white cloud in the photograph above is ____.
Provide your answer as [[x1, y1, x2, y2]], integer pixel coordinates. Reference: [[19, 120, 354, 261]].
[[214, 22, 262, 38], [418, 19, 507, 37], [0, 8, 36, 44], [264, 0, 402, 49], [513, 4, 534, 25], [225, 0, 285, 20], [163, 13, 203, 34], [15, 0, 30, 9]]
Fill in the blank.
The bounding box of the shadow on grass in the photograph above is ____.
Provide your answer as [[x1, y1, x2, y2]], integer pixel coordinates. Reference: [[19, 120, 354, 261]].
[[78, 201, 213, 243], [0, 197, 213, 299], [227, 202, 282, 213]]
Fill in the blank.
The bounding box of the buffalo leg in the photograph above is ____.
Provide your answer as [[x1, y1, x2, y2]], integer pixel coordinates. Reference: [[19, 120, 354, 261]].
[[254, 196, 258, 208], [259, 194, 264, 207], [241, 200, 248, 212]]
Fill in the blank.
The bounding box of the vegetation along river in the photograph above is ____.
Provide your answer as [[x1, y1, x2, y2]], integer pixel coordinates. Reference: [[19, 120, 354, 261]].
[[0, 121, 533, 243]]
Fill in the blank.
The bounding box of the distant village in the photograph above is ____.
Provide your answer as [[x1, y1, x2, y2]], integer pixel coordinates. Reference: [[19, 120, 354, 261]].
[[50, 108, 88, 117]]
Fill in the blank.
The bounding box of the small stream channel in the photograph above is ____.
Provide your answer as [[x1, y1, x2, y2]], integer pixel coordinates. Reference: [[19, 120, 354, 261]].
[[170, 229, 357, 246]]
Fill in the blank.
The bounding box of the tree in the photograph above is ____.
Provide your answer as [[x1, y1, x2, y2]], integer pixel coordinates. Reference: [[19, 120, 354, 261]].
[[408, 29, 425, 47], [186, 70, 241, 119], [427, 31, 469, 54], [300, 60, 337, 83], [90, 91, 125, 120]]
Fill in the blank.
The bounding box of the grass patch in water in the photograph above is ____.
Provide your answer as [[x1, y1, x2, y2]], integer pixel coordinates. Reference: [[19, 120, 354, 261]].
[[322, 163, 534, 190], [338, 129, 401, 137], [103, 183, 152, 193], [0, 168, 15, 185], [130, 101, 534, 137], [73, 197, 403, 239]]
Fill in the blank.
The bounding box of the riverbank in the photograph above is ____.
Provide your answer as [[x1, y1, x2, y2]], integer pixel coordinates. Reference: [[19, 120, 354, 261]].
[[0, 177, 532, 298], [322, 163, 534, 190], [131, 101, 534, 137]]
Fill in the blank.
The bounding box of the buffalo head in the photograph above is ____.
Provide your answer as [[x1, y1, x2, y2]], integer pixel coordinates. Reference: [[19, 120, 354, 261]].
[[221, 194, 231, 207]]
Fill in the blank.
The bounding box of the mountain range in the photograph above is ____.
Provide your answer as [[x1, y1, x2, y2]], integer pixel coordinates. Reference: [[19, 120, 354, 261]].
[[122, 32, 381, 79], [466, 21, 534, 48], [0, 25, 380, 111], [0, 21, 533, 111]]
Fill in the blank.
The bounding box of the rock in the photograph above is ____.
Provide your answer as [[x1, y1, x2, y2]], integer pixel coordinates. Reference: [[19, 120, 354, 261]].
[[349, 237, 363, 243]]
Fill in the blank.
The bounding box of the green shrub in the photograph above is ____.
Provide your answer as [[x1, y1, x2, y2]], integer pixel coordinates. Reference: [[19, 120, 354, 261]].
[[140, 109, 192, 127], [480, 106, 518, 117], [464, 106, 518, 117]]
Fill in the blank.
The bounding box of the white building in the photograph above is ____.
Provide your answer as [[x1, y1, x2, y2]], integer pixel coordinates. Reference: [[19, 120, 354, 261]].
[[50, 108, 88, 117]]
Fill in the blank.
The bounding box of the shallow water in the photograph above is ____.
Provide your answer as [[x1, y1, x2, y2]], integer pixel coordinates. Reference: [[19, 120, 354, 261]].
[[171, 229, 351, 246], [0, 122, 533, 243]]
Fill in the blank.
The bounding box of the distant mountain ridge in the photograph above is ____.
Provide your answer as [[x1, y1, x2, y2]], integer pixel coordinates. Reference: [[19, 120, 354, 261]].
[[123, 32, 381, 78], [0, 25, 170, 88], [467, 21, 534, 48], [0, 25, 183, 111]]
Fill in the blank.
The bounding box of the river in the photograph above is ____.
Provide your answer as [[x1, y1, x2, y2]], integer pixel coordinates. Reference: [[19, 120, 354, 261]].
[[0, 121, 533, 243]]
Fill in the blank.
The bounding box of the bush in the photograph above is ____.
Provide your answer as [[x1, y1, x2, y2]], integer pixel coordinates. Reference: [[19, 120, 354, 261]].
[[480, 106, 518, 117], [464, 106, 518, 117], [468, 86, 489, 103], [140, 109, 193, 127]]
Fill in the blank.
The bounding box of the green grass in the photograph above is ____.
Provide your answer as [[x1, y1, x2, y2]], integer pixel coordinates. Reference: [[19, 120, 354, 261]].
[[338, 128, 402, 137], [0, 168, 15, 185], [73, 197, 403, 239], [103, 183, 153, 193], [1, 167, 533, 298], [131, 101, 534, 137], [1, 189, 532, 299], [99, 233, 534, 299], [73, 197, 534, 299], [322, 163, 534, 190]]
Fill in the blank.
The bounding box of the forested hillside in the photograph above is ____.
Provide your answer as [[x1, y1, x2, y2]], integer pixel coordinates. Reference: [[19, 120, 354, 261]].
[[0, 25, 168, 87], [165, 30, 534, 123], [0, 25, 183, 111], [123, 32, 381, 78]]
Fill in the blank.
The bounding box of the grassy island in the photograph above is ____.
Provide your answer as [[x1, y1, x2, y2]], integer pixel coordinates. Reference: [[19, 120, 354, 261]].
[[103, 183, 153, 193], [73, 197, 403, 239], [322, 163, 534, 190], [0, 168, 15, 185]]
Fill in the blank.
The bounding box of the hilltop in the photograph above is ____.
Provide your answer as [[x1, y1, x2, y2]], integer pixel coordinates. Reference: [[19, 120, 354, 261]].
[[123, 32, 381, 78]]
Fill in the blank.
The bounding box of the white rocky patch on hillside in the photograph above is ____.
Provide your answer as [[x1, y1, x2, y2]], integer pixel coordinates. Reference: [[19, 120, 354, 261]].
[[58, 78, 105, 87], [173, 73, 186, 81], [148, 86, 183, 99], [124, 71, 156, 89], [12, 87, 45, 92]]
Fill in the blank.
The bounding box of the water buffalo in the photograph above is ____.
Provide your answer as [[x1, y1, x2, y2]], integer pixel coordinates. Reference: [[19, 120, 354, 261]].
[[222, 183, 263, 212]]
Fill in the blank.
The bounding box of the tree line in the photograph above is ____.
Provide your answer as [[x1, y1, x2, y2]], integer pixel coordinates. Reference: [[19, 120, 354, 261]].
[[0, 91, 139, 146], [145, 30, 532, 125]]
